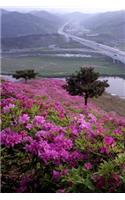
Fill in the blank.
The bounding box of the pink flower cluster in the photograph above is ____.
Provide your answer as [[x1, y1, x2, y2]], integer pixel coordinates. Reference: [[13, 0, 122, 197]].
[[19, 114, 30, 124], [3, 103, 15, 113], [104, 136, 115, 145], [1, 79, 125, 192], [25, 131, 82, 165], [33, 115, 45, 127], [1, 128, 23, 147]]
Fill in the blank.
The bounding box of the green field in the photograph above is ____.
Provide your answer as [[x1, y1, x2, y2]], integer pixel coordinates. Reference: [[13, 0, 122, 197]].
[[1, 54, 125, 77]]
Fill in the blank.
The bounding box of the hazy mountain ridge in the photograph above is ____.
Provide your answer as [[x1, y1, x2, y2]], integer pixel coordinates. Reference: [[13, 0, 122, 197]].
[[30, 10, 64, 25], [59, 12, 91, 21], [1, 10, 62, 38], [81, 10, 125, 39], [1, 9, 125, 50]]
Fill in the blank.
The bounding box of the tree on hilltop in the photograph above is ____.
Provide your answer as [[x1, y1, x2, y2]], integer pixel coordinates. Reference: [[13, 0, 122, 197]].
[[63, 67, 109, 105]]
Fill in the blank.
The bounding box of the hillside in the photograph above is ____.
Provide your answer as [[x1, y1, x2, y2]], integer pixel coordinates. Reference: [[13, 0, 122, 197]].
[[1, 34, 64, 50], [1, 79, 125, 192], [81, 10, 125, 38], [31, 10, 64, 26], [1, 10, 61, 38], [80, 10, 125, 48]]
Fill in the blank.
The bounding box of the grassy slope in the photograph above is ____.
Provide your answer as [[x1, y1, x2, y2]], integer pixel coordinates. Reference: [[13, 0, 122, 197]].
[[92, 93, 125, 117], [1, 11, 61, 38]]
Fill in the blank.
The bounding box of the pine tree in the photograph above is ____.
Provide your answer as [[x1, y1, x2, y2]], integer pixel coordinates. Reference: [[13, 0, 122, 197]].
[[63, 67, 109, 105], [13, 69, 37, 83]]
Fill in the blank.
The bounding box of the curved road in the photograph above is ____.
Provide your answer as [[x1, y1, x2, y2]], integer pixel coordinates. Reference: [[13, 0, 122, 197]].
[[58, 22, 125, 65]]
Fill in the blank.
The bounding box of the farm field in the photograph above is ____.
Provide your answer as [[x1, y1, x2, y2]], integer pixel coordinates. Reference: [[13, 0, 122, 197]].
[[2, 54, 125, 77]]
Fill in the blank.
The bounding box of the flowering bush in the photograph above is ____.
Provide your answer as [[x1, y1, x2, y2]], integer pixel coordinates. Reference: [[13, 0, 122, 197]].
[[1, 79, 125, 192]]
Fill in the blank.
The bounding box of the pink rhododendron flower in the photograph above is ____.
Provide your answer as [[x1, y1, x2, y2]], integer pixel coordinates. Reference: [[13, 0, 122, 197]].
[[104, 136, 115, 145], [113, 128, 122, 135], [23, 136, 33, 143], [33, 115, 45, 127], [109, 173, 121, 188], [84, 162, 93, 170], [19, 114, 30, 124], [42, 122, 54, 130], [88, 113, 97, 123], [100, 146, 108, 154], [16, 176, 31, 192], [76, 114, 91, 129], [93, 175, 105, 189], [54, 134, 73, 150], [52, 170, 61, 181], [35, 130, 50, 140], [1, 128, 23, 147], [26, 123, 32, 130], [19, 130, 27, 137], [3, 103, 15, 113], [71, 126, 79, 136]]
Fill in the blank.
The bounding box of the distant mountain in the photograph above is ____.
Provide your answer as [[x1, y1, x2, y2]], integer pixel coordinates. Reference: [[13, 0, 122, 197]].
[[0, 9, 10, 14], [59, 12, 91, 23], [81, 10, 125, 40], [31, 10, 63, 25], [1, 9, 125, 51], [1, 10, 62, 38]]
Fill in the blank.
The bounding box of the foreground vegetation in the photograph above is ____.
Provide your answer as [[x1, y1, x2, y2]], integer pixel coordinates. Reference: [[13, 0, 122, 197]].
[[1, 79, 125, 192]]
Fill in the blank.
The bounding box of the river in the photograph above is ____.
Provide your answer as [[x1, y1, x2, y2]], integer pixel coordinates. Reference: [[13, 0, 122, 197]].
[[100, 77, 125, 98]]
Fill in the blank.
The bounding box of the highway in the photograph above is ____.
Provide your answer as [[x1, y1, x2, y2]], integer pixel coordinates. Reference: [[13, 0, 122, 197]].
[[58, 22, 125, 65]]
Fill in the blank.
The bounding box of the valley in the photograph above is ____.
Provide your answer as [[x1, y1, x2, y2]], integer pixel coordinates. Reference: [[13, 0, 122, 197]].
[[1, 9, 125, 79]]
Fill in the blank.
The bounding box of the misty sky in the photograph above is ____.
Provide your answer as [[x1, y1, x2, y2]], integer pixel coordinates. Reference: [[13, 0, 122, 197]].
[[1, 0, 125, 13]]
